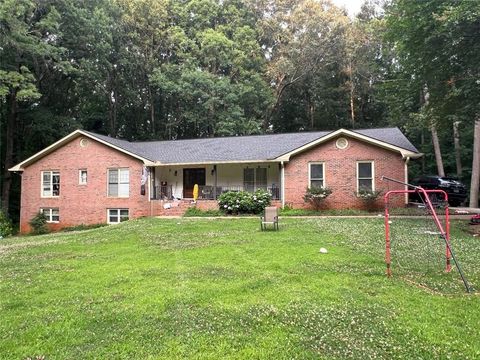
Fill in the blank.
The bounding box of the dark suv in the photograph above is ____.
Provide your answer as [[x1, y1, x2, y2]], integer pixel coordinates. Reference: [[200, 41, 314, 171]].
[[410, 176, 468, 206]]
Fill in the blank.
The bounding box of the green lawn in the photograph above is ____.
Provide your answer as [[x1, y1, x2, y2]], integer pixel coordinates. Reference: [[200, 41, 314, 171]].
[[0, 217, 479, 359]]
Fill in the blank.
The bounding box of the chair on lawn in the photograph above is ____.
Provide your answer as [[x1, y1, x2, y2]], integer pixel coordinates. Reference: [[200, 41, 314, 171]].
[[260, 206, 279, 231]]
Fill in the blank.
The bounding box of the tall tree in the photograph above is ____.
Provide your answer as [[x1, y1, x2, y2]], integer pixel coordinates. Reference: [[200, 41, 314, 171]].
[[385, 0, 480, 206], [255, 0, 349, 130], [0, 0, 66, 214]]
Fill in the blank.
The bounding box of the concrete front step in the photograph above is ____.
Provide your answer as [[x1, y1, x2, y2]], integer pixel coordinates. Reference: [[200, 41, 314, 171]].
[[151, 199, 195, 216]]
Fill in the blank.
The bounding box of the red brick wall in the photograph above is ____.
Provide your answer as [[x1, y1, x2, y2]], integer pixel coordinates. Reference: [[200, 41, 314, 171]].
[[284, 136, 407, 210], [19, 136, 150, 233]]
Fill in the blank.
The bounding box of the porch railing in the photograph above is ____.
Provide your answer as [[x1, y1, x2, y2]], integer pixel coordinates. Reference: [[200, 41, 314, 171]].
[[151, 185, 173, 200], [150, 184, 280, 200]]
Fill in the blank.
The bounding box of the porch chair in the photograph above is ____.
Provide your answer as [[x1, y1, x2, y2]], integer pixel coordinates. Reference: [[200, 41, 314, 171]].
[[260, 206, 279, 231]]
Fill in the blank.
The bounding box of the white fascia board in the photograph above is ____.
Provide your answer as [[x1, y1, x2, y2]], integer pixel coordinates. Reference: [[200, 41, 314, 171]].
[[9, 130, 154, 172], [274, 129, 422, 161], [151, 159, 280, 167]]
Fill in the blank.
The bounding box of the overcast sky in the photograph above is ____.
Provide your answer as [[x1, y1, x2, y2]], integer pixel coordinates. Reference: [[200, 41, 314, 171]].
[[331, 0, 365, 16]]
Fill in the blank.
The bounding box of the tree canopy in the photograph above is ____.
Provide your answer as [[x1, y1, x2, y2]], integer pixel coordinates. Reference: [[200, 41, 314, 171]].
[[1, 0, 479, 218]]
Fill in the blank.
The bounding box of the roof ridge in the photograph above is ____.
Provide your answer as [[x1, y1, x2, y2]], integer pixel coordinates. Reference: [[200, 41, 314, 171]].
[[84, 127, 402, 145]]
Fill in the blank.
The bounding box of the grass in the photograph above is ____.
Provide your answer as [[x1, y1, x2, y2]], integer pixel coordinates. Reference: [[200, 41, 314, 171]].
[[0, 217, 479, 359]]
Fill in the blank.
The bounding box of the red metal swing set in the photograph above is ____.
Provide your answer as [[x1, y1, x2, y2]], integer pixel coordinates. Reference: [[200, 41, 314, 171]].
[[381, 176, 471, 293]]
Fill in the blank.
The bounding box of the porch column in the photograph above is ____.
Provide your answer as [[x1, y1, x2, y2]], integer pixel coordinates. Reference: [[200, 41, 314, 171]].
[[280, 161, 285, 207], [213, 164, 217, 200]]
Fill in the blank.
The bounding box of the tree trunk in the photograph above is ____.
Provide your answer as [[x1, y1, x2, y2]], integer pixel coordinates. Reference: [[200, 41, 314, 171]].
[[108, 87, 117, 137], [149, 86, 155, 135], [305, 90, 315, 130], [1, 89, 17, 215], [424, 86, 445, 177], [469, 117, 480, 208], [348, 62, 355, 128], [420, 130, 426, 173], [430, 123, 445, 177], [453, 121, 462, 178]]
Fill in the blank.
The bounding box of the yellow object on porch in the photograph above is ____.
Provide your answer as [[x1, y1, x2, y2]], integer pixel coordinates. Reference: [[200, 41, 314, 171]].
[[193, 184, 199, 201]]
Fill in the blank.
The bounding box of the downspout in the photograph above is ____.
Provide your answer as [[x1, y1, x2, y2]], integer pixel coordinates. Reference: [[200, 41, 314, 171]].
[[404, 156, 410, 204], [281, 161, 285, 208]]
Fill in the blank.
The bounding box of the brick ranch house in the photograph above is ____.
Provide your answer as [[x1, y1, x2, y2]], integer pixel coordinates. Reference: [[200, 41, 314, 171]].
[[10, 127, 421, 233]]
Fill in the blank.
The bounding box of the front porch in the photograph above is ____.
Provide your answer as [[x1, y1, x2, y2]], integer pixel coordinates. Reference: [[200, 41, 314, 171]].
[[148, 162, 282, 201]]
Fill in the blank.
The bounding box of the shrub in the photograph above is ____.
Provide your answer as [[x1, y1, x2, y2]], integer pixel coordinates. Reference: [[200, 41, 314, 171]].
[[0, 210, 13, 238], [218, 190, 271, 214], [29, 212, 49, 235], [356, 189, 382, 201], [303, 186, 332, 210], [356, 189, 383, 211], [184, 207, 223, 217]]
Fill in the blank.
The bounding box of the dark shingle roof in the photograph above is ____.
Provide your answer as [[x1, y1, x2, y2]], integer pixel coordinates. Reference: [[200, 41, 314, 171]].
[[86, 127, 419, 164]]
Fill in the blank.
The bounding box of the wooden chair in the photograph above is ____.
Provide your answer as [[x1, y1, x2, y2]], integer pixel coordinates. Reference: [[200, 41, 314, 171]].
[[260, 206, 279, 231]]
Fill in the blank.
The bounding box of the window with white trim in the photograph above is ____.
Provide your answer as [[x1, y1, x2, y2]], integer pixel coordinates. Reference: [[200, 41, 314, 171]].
[[357, 161, 374, 191], [41, 208, 59, 223], [42, 171, 60, 197], [79, 169, 88, 185], [243, 167, 267, 192], [108, 209, 129, 224], [309, 163, 325, 188], [108, 168, 129, 197]]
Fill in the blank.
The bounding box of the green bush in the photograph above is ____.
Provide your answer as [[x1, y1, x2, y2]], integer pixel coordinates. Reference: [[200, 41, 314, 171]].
[[0, 210, 13, 238], [356, 189, 382, 201], [303, 186, 332, 210], [29, 212, 49, 235], [184, 207, 223, 217], [218, 190, 271, 214]]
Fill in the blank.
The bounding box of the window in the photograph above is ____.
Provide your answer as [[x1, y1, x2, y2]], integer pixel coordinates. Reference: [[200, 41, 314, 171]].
[[357, 161, 374, 191], [79, 169, 87, 185], [41, 208, 59, 223], [42, 171, 60, 197], [108, 209, 129, 224], [243, 167, 267, 192], [108, 168, 129, 197], [309, 163, 325, 188]]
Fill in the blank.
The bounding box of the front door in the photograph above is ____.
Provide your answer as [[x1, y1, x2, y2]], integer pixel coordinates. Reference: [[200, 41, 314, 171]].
[[183, 168, 206, 198]]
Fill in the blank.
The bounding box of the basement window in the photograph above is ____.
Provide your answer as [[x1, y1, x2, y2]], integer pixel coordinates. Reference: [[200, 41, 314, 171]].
[[41, 208, 59, 223], [108, 209, 129, 224]]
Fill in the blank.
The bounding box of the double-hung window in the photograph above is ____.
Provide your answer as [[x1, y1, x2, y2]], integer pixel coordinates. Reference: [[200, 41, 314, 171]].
[[309, 163, 325, 188], [42, 171, 60, 197], [357, 161, 374, 191], [41, 208, 59, 223], [108, 209, 129, 224], [243, 167, 267, 192], [108, 168, 129, 197]]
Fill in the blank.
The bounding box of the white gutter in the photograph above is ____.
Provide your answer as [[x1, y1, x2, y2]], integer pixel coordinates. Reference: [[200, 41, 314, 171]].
[[404, 156, 411, 204]]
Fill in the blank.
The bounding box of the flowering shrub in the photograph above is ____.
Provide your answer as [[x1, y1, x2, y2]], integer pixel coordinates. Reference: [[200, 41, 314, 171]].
[[303, 186, 332, 210], [356, 189, 382, 202], [356, 189, 382, 211], [218, 190, 272, 214]]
